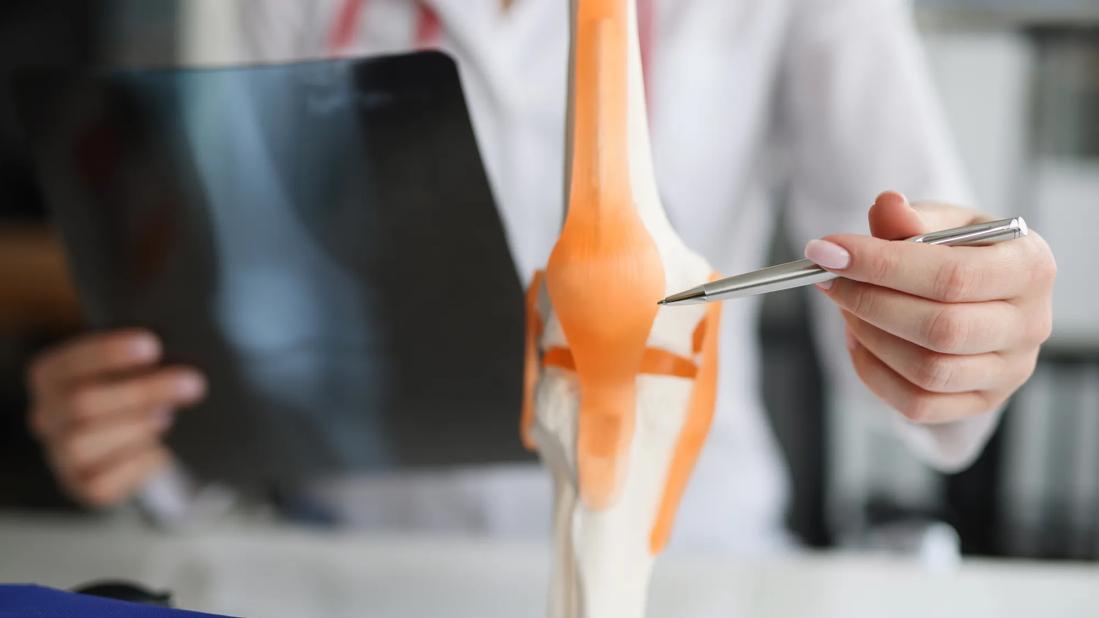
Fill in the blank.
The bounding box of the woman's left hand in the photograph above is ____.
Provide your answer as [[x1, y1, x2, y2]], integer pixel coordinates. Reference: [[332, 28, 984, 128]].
[[806, 191, 1056, 424]]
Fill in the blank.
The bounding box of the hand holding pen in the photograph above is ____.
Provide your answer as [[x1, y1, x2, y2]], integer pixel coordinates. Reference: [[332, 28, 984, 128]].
[[670, 191, 1057, 429]]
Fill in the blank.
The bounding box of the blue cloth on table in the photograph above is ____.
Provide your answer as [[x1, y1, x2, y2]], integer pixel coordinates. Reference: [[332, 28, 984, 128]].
[[0, 585, 230, 617]]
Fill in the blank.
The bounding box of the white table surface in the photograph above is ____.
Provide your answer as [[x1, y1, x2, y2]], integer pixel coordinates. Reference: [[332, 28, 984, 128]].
[[1, 512, 1097, 618]]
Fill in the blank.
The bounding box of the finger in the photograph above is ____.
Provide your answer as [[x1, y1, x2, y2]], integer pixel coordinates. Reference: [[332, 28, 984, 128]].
[[806, 233, 1033, 303], [845, 328, 998, 424], [824, 279, 1021, 354], [869, 191, 984, 240], [78, 445, 170, 508], [37, 368, 200, 436], [843, 312, 1012, 394], [868, 191, 934, 240], [56, 410, 171, 471], [64, 367, 205, 425], [29, 329, 161, 393]]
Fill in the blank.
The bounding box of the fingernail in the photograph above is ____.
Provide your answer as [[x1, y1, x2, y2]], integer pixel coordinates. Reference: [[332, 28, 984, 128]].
[[845, 328, 858, 351], [176, 373, 207, 400], [131, 335, 160, 360], [815, 279, 834, 291], [805, 239, 851, 270]]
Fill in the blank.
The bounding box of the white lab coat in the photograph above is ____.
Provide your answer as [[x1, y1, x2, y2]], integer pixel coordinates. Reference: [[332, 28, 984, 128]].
[[233, 0, 1001, 553]]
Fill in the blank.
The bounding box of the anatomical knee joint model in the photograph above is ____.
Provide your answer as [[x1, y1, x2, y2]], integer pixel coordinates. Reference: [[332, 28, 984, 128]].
[[520, 1, 722, 616]]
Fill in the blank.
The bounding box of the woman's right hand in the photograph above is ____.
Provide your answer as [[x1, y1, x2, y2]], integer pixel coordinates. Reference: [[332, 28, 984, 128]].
[[26, 329, 206, 508]]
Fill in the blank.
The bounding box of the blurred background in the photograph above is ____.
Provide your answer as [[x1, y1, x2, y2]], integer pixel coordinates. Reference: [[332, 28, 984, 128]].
[[0, 0, 1097, 566]]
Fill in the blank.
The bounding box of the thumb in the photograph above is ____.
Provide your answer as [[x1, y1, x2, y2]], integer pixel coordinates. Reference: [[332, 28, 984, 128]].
[[867, 191, 928, 240], [868, 190, 984, 241]]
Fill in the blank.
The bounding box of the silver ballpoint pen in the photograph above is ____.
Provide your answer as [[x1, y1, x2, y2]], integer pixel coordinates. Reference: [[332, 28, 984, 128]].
[[659, 217, 1029, 306]]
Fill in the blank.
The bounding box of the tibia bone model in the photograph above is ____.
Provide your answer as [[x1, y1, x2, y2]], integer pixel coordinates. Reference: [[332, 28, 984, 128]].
[[520, 1, 722, 616]]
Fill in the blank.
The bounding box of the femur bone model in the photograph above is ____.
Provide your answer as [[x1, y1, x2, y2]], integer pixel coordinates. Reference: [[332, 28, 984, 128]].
[[520, 0, 722, 616]]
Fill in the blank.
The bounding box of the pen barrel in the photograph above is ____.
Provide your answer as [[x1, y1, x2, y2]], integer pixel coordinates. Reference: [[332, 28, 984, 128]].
[[702, 259, 833, 301], [659, 217, 1028, 303], [910, 217, 1028, 246], [679, 217, 1028, 305]]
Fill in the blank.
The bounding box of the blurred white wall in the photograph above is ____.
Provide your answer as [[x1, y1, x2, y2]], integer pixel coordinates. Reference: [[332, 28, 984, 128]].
[[922, 30, 1034, 218]]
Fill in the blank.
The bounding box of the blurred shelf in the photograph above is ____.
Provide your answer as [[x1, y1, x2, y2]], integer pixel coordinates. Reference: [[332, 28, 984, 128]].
[[917, 0, 1099, 28], [1030, 159, 1099, 350], [1041, 345, 1099, 364]]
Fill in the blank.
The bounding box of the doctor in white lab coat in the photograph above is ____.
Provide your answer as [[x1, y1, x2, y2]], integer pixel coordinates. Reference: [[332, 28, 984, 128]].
[[26, 0, 1056, 554]]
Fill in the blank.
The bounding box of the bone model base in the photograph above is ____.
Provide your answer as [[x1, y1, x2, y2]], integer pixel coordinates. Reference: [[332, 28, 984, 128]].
[[520, 1, 722, 617]]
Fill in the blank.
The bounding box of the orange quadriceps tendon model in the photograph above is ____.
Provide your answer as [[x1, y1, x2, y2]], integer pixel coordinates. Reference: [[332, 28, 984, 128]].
[[519, 1, 722, 617]]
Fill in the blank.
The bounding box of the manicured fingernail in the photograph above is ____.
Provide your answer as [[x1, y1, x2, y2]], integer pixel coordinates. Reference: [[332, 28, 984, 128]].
[[815, 279, 833, 291], [176, 373, 207, 400], [845, 328, 858, 351], [805, 239, 851, 270]]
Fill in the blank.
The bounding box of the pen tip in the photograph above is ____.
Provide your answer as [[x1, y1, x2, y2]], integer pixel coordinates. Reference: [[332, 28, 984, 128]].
[[657, 299, 668, 306]]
